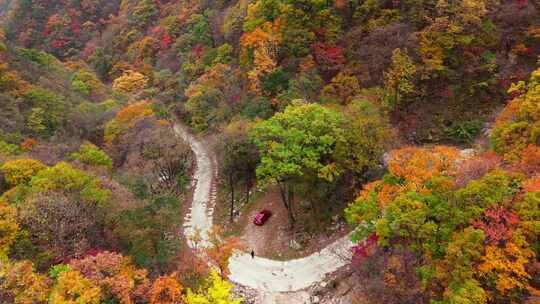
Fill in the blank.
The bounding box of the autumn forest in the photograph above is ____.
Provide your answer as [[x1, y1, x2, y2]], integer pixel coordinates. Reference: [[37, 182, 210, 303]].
[[0, 0, 539, 303]]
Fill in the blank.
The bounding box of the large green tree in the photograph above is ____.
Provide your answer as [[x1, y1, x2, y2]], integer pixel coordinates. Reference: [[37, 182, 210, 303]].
[[250, 101, 345, 225]]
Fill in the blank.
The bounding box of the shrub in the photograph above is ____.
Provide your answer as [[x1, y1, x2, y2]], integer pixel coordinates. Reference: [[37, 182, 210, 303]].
[[0, 140, 21, 156], [0, 159, 47, 187], [16, 48, 54, 67], [70, 142, 113, 170]]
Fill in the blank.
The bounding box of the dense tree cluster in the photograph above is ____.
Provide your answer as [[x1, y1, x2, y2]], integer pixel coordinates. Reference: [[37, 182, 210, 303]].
[[0, 0, 539, 302], [345, 66, 540, 303]]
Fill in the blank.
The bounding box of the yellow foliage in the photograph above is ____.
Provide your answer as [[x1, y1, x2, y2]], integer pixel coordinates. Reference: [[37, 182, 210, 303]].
[[0, 260, 51, 304], [0, 200, 18, 257], [49, 270, 101, 304], [112, 70, 149, 94], [0, 158, 47, 187]]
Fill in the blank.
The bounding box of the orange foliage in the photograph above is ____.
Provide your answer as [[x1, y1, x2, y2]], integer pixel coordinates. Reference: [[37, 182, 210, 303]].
[[334, 0, 347, 9], [494, 99, 520, 125], [242, 20, 282, 93], [478, 241, 535, 295], [20, 138, 37, 151], [357, 180, 402, 209], [205, 226, 244, 278], [518, 145, 540, 177], [523, 174, 540, 193], [388, 146, 460, 187], [70, 251, 150, 304], [149, 274, 183, 304], [0, 64, 33, 97], [104, 101, 154, 145], [353, 146, 461, 209]]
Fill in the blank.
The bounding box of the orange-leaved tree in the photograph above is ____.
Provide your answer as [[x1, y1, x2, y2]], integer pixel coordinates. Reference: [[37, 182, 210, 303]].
[[104, 101, 154, 145]]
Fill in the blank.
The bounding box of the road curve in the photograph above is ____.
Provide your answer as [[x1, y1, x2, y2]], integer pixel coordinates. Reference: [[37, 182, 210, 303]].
[[174, 124, 353, 293]]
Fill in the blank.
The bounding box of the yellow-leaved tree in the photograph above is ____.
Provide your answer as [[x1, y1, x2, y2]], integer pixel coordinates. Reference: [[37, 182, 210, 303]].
[[112, 70, 149, 94]]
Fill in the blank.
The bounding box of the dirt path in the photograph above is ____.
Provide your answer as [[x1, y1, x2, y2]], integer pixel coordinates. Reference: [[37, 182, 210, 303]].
[[174, 124, 353, 300]]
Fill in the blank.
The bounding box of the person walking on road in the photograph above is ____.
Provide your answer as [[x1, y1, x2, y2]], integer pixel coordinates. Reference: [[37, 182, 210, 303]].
[[250, 250, 255, 259]]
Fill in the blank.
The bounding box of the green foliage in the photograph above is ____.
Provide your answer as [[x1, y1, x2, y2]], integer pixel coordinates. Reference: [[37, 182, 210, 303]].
[[88, 48, 113, 79], [251, 101, 345, 184], [185, 87, 221, 132], [70, 142, 113, 170], [78, 99, 118, 115], [16, 48, 54, 67], [336, 100, 390, 183], [260, 68, 290, 97], [453, 171, 519, 225], [132, 0, 159, 26], [242, 96, 273, 120], [383, 48, 417, 109], [278, 70, 324, 102], [443, 120, 482, 143], [113, 195, 182, 272], [72, 80, 90, 95], [176, 13, 213, 53], [28, 162, 111, 207], [376, 191, 457, 256], [71, 70, 101, 96], [213, 44, 235, 65], [184, 64, 243, 132], [49, 264, 70, 280], [22, 88, 67, 137], [443, 279, 487, 304], [0, 140, 21, 156]]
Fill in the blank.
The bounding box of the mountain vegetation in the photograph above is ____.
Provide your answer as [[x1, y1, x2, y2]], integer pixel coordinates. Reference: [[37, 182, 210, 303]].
[[0, 0, 539, 303]]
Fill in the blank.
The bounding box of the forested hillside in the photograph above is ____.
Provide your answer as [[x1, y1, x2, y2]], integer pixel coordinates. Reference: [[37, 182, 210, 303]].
[[0, 0, 539, 303]]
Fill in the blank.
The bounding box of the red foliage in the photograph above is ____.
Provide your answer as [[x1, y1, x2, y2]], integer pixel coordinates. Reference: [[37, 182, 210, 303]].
[[441, 87, 454, 99], [515, 0, 529, 8], [472, 207, 520, 245], [82, 42, 96, 59], [51, 40, 67, 48], [20, 138, 37, 151], [312, 42, 346, 79], [352, 234, 379, 266], [517, 145, 540, 177], [162, 34, 172, 47], [67, 9, 81, 35], [192, 44, 204, 58]]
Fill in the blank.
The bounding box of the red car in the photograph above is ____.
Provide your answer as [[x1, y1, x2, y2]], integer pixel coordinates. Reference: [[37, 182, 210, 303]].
[[253, 210, 272, 226]]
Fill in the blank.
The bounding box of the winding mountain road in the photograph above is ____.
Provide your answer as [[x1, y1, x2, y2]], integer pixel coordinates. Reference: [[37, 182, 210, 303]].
[[174, 124, 353, 299]]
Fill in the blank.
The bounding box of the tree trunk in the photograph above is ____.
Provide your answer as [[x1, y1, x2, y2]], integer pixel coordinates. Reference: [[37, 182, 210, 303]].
[[277, 179, 296, 228], [245, 172, 253, 203], [229, 173, 235, 223]]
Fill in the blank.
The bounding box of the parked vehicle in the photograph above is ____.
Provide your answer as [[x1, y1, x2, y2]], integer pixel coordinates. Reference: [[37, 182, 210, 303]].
[[253, 209, 272, 226]]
